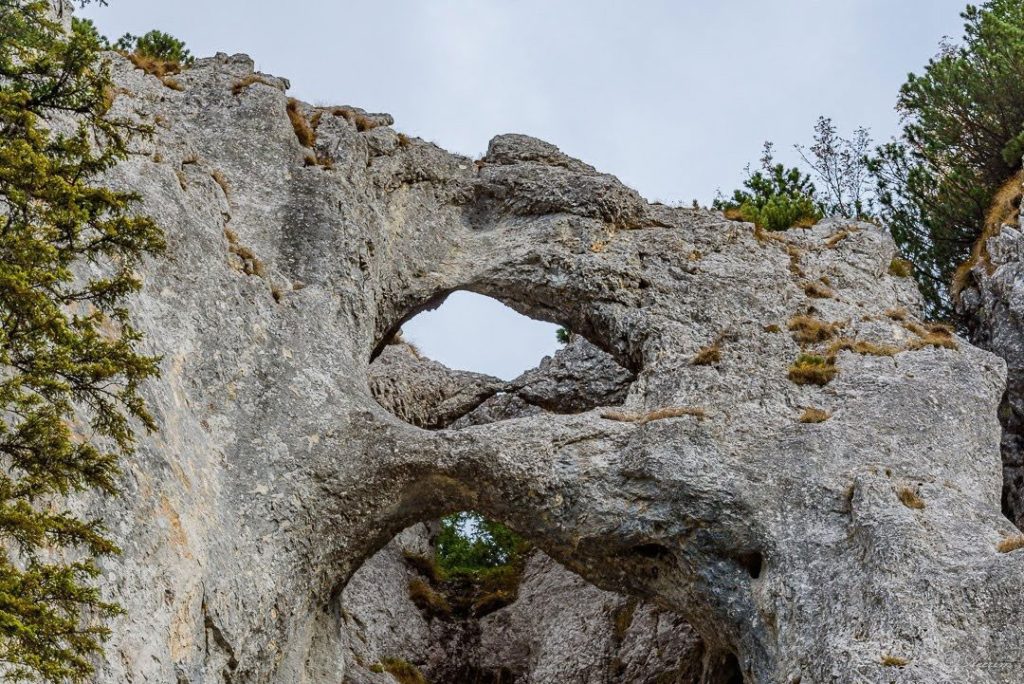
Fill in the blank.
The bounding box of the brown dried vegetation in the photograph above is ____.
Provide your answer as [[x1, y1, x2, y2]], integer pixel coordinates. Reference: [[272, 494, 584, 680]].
[[897, 486, 926, 510], [804, 281, 835, 299], [286, 98, 316, 148], [799, 408, 831, 423], [996, 534, 1024, 553], [232, 73, 277, 95], [787, 315, 842, 344], [952, 169, 1024, 298], [601, 407, 707, 424], [788, 354, 837, 386]]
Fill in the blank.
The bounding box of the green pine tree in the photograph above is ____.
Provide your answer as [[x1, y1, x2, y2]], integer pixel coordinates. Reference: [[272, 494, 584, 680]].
[[0, 2, 164, 680], [871, 0, 1024, 316], [714, 143, 822, 232]]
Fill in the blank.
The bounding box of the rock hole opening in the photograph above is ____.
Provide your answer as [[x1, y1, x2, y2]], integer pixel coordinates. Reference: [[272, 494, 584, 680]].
[[368, 291, 635, 429], [337, 512, 708, 682], [400, 291, 563, 381], [632, 542, 673, 560], [737, 551, 763, 579], [722, 653, 745, 684]]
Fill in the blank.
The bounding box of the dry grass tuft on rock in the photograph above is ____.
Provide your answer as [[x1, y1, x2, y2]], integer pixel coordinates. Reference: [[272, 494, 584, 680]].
[[692, 341, 722, 366], [881, 654, 909, 667], [897, 486, 926, 510], [804, 281, 835, 299], [996, 534, 1024, 553], [125, 52, 180, 78], [211, 170, 229, 197], [788, 354, 837, 386], [286, 98, 316, 148], [407, 578, 452, 618], [952, 169, 1024, 298], [799, 408, 831, 423], [232, 73, 276, 96], [825, 229, 856, 248], [885, 307, 908, 321], [904, 322, 958, 351], [376, 658, 427, 684], [601, 407, 707, 424], [160, 76, 184, 91], [353, 113, 379, 133], [225, 229, 266, 277], [788, 315, 842, 344], [827, 338, 900, 358]]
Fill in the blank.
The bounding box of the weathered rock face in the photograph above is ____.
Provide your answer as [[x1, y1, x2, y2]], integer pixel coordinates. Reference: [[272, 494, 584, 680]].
[[958, 173, 1024, 530], [370, 335, 635, 430], [352, 337, 702, 682], [83, 45, 1024, 683]]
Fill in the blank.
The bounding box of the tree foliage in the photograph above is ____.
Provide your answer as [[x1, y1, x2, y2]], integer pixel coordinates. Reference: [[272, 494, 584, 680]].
[[0, 1, 163, 680], [113, 29, 193, 66], [797, 117, 875, 220], [714, 143, 822, 231], [435, 512, 528, 576], [871, 0, 1024, 317]]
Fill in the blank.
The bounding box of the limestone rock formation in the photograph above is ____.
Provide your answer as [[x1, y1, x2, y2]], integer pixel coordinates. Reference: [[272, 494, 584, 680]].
[[958, 172, 1024, 530], [354, 337, 700, 682], [79, 45, 1024, 683]]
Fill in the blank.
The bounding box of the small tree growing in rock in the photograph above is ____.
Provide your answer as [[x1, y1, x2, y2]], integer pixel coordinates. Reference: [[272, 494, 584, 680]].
[[114, 29, 193, 66], [796, 116, 875, 220], [714, 143, 822, 231]]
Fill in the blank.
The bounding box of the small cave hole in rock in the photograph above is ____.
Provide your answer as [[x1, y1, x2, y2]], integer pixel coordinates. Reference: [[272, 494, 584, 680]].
[[369, 291, 635, 429], [737, 551, 763, 579], [336, 512, 717, 682]]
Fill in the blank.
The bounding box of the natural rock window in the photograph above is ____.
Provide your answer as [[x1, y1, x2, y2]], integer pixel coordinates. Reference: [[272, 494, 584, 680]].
[[400, 291, 562, 380], [368, 291, 635, 429], [338, 515, 708, 683]]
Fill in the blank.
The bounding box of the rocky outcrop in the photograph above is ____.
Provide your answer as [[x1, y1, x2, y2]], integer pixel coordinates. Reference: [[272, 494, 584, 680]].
[[369, 335, 634, 429], [351, 337, 701, 682], [957, 173, 1024, 530], [80, 45, 1023, 683]]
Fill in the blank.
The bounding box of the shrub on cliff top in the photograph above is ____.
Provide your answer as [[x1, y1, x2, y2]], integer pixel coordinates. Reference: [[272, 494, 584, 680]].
[[114, 29, 193, 66], [715, 143, 822, 231]]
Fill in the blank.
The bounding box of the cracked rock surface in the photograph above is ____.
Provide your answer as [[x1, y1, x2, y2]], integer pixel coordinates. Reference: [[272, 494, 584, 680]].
[[958, 172, 1024, 531], [85, 48, 1024, 683]]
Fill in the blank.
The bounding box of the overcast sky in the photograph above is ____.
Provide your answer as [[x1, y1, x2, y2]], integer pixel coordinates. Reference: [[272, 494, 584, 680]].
[[83, 1, 967, 379]]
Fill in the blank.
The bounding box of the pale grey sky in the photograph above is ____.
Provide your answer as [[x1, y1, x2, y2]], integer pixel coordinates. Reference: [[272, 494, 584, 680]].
[[83, 1, 967, 379]]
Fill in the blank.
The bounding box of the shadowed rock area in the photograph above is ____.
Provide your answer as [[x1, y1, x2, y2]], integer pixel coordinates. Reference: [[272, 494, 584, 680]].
[[82, 46, 1024, 684], [958, 174, 1024, 531]]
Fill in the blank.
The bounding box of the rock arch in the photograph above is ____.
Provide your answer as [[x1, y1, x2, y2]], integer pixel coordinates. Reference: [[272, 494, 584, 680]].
[[90, 50, 1023, 684]]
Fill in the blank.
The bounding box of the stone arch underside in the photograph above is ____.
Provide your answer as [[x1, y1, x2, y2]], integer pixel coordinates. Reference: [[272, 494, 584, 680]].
[[90, 51, 1024, 684]]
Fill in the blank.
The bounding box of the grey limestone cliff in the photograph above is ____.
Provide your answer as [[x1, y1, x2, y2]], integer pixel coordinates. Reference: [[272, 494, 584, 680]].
[[68, 45, 1024, 684]]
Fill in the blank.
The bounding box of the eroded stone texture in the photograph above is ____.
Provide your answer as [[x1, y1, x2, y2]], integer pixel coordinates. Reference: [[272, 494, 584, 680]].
[[84, 48, 1024, 683], [369, 335, 635, 429], [368, 342, 505, 429], [958, 173, 1024, 530], [353, 337, 701, 682]]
